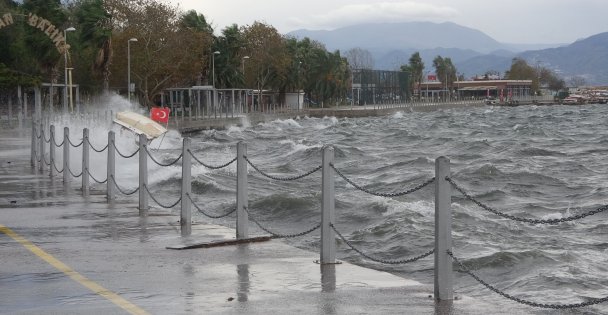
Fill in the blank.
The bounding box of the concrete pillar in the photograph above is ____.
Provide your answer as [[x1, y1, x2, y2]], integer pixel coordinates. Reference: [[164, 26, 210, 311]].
[[39, 123, 45, 173], [236, 142, 248, 239], [49, 125, 55, 178], [63, 127, 70, 185], [138, 133, 148, 215], [82, 128, 90, 196], [31, 122, 37, 167], [107, 131, 115, 201], [321, 146, 336, 264], [181, 137, 192, 236], [434, 156, 453, 301]]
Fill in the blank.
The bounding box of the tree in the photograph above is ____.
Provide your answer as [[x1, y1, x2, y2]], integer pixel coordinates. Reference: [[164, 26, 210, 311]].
[[345, 47, 373, 70], [505, 58, 539, 92], [402, 52, 423, 99], [106, 0, 207, 107], [75, 0, 112, 92], [241, 21, 289, 111], [569, 76, 586, 88], [432, 56, 457, 99]]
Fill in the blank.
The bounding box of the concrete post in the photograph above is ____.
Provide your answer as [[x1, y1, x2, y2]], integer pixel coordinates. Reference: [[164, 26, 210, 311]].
[[107, 131, 115, 201], [49, 125, 55, 178], [63, 127, 70, 185], [39, 123, 45, 173], [82, 128, 90, 196], [138, 133, 148, 215], [434, 156, 453, 301], [34, 87, 41, 122], [31, 122, 37, 167], [236, 141, 249, 239], [181, 137, 192, 236], [321, 146, 336, 264]]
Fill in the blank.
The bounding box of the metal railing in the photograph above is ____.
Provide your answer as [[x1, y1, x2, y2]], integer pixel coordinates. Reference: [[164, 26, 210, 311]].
[[29, 122, 608, 309]]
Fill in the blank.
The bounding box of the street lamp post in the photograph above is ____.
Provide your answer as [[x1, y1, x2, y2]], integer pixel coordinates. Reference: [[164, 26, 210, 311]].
[[212, 51, 220, 87], [127, 38, 137, 102], [63, 27, 75, 113], [242, 55, 250, 113]]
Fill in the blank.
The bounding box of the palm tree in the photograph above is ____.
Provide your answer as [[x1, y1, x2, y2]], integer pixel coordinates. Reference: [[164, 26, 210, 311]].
[[76, 0, 112, 91]]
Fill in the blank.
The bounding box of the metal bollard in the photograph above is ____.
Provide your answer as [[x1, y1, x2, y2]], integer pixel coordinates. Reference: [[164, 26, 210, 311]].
[[49, 125, 55, 178], [236, 141, 248, 239], [107, 131, 115, 201], [434, 156, 453, 301], [82, 128, 90, 196], [138, 133, 148, 215], [320, 145, 336, 264], [63, 127, 70, 185], [181, 137, 192, 236]]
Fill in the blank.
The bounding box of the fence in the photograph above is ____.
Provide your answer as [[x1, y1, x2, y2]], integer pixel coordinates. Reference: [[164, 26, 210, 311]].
[[30, 122, 608, 309]]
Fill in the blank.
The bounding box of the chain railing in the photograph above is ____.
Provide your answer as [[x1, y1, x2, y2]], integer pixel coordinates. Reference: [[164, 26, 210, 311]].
[[68, 137, 83, 148], [188, 149, 236, 169], [68, 166, 82, 178], [29, 123, 608, 310], [113, 141, 139, 159], [245, 156, 322, 181], [144, 184, 182, 209], [110, 175, 139, 196], [145, 146, 183, 167], [331, 223, 434, 264], [331, 163, 435, 197], [186, 193, 237, 219], [90, 142, 108, 153], [447, 177, 608, 224], [51, 160, 64, 173], [244, 207, 321, 239], [447, 251, 608, 309], [88, 170, 107, 184]]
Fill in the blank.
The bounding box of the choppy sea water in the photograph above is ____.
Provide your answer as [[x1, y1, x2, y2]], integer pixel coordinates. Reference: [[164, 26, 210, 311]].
[[81, 103, 608, 313]]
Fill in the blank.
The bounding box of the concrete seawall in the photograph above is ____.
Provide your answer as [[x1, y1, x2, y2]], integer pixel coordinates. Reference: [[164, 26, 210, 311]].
[[172, 101, 486, 133]]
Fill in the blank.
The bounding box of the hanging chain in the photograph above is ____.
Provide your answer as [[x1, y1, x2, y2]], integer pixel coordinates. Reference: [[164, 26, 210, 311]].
[[447, 251, 608, 309], [144, 184, 182, 208], [88, 170, 107, 184], [331, 223, 434, 264], [144, 146, 183, 167], [188, 149, 237, 169], [110, 175, 139, 195], [68, 166, 82, 178], [447, 177, 608, 224], [245, 156, 322, 181], [244, 207, 321, 238], [112, 141, 140, 159], [90, 142, 109, 153], [68, 137, 84, 148], [186, 193, 237, 218], [331, 163, 435, 197]]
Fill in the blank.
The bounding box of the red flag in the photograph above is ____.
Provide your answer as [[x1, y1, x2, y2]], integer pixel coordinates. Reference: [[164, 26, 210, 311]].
[[151, 107, 170, 124]]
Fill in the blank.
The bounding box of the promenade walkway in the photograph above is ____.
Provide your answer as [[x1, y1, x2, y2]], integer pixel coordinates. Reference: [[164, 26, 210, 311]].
[[0, 128, 559, 314]]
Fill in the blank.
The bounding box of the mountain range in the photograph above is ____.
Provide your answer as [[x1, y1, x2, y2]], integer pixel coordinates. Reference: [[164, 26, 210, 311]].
[[288, 22, 608, 85]]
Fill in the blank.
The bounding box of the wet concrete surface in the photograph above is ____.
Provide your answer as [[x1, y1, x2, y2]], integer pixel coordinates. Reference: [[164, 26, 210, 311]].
[[0, 128, 583, 314]]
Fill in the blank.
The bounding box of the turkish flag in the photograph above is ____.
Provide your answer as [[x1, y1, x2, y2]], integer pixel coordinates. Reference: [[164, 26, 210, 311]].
[[151, 107, 170, 124]]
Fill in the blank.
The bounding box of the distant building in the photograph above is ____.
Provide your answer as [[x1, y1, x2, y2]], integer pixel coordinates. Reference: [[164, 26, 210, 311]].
[[418, 79, 533, 100], [350, 69, 410, 105]]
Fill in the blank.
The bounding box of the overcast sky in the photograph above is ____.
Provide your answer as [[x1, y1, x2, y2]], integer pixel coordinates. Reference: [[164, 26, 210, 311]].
[[175, 0, 607, 44]]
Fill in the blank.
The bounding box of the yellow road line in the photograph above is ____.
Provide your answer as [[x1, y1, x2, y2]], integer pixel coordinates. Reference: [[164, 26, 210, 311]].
[[0, 224, 149, 315]]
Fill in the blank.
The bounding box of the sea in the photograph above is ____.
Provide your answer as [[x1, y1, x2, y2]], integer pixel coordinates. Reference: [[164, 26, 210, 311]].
[[58, 97, 608, 314]]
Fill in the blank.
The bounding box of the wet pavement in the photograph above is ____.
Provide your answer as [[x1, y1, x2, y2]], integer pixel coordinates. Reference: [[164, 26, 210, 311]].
[[0, 128, 578, 314]]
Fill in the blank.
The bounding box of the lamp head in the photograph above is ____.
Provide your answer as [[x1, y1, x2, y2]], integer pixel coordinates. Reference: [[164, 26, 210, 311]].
[[65, 27, 76, 32], [129, 38, 138, 42]]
